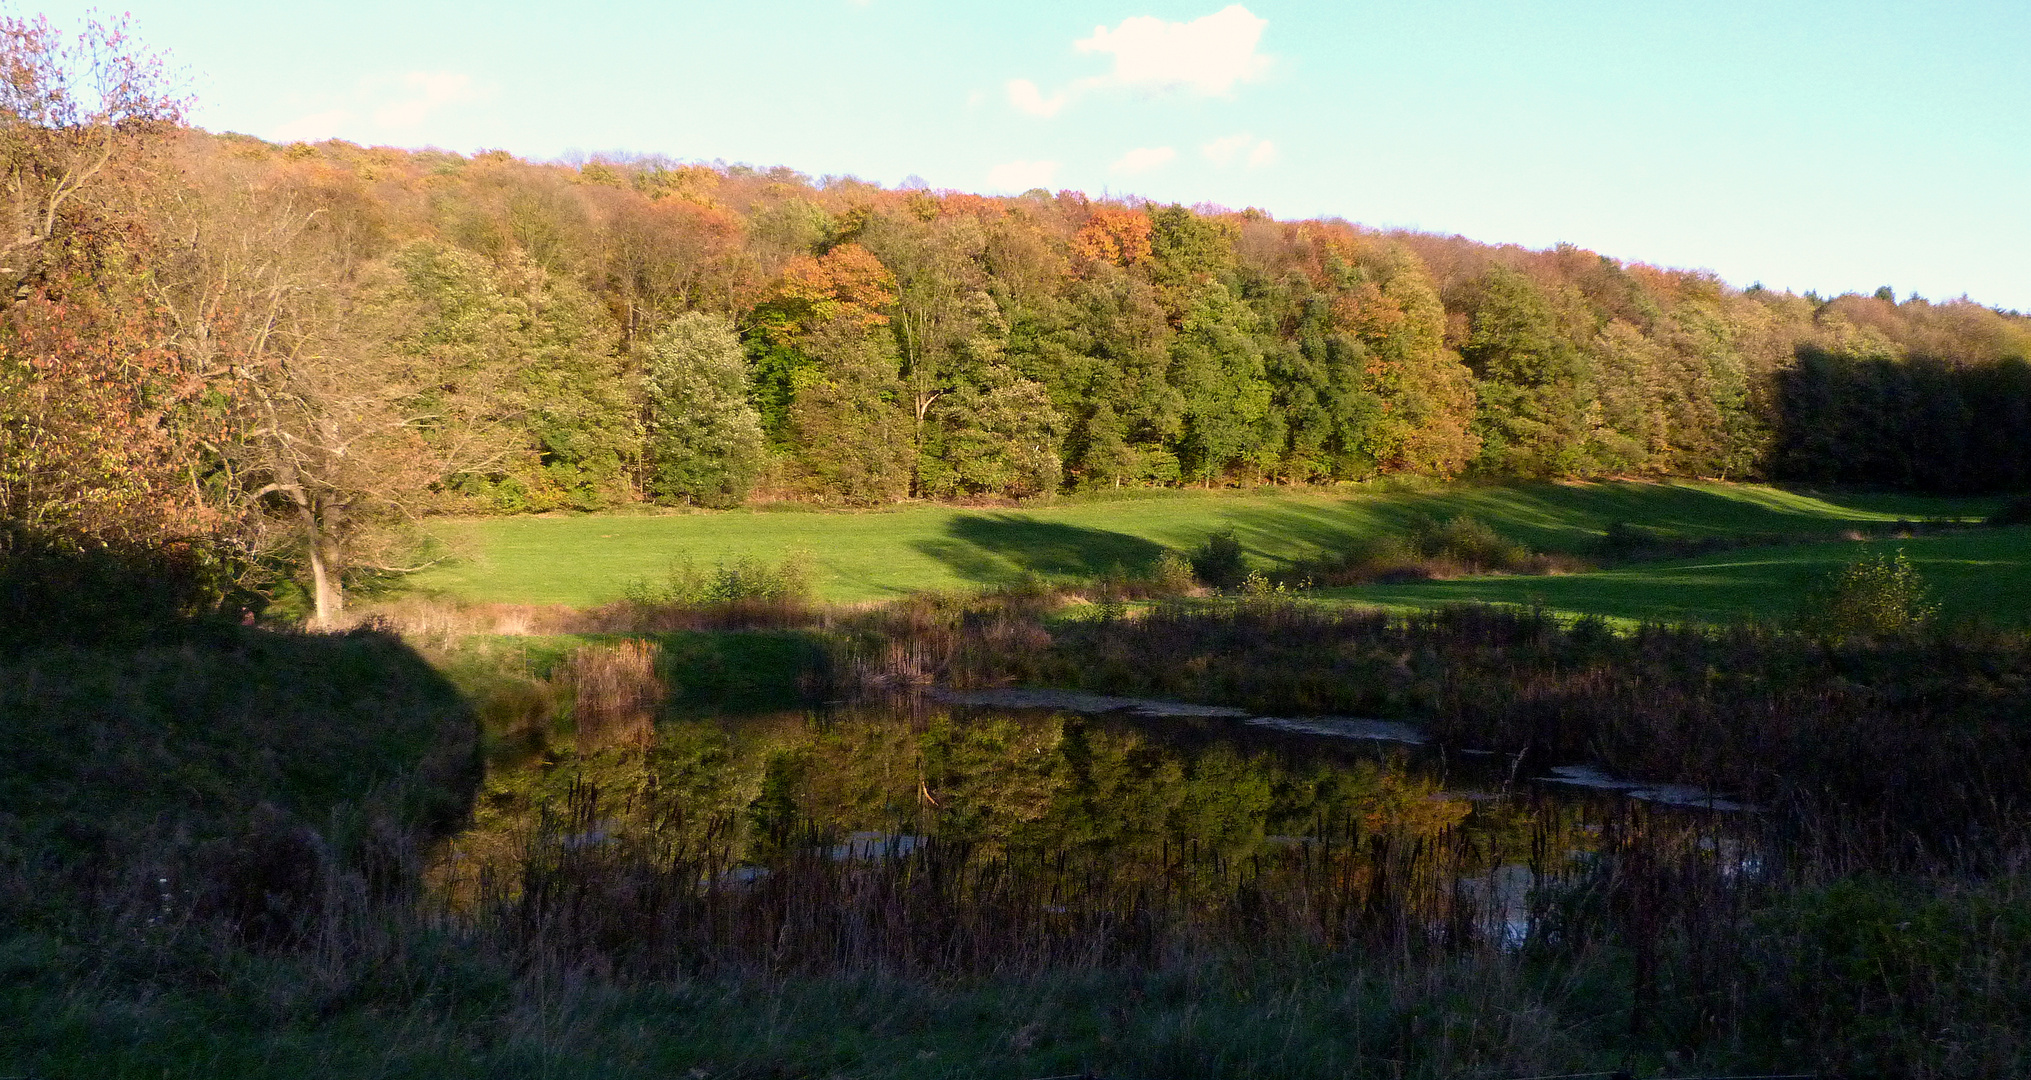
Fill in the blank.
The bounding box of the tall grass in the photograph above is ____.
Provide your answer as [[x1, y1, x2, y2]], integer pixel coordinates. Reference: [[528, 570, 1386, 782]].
[[562, 639, 664, 750], [823, 593, 2031, 871], [16, 584, 2031, 1076]]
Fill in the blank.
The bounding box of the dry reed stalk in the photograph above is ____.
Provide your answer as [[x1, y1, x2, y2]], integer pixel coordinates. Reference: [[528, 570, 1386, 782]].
[[565, 640, 664, 750]]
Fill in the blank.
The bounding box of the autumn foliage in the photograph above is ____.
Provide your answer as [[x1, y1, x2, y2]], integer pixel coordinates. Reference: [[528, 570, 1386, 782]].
[[3, 15, 2030, 619]]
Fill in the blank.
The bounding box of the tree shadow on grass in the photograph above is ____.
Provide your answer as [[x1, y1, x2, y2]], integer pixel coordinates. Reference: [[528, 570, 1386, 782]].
[[1226, 481, 1965, 564], [916, 513, 1169, 587]]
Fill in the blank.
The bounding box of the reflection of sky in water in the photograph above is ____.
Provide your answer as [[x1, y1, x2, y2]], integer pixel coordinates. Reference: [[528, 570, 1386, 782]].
[[1539, 764, 1761, 813], [1456, 864, 1536, 951]]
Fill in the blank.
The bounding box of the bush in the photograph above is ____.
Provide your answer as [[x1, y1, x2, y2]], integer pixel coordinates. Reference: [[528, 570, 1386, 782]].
[[629, 552, 814, 607], [1188, 529, 1249, 589], [1404, 513, 1525, 570], [1148, 550, 1199, 595], [1600, 519, 1665, 558], [611, 552, 818, 631], [1797, 549, 1938, 639]]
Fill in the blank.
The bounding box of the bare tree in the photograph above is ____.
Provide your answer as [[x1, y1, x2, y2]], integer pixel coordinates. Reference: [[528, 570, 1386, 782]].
[[147, 148, 518, 626], [0, 13, 184, 310]]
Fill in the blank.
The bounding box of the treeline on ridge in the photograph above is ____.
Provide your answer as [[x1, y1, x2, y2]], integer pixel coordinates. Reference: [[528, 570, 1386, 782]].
[[4, 18, 2029, 622]]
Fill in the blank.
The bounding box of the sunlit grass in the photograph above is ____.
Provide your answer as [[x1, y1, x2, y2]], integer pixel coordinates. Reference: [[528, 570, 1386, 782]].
[[1322, 525, 2031, 626], [412, 480, 2000, 607]]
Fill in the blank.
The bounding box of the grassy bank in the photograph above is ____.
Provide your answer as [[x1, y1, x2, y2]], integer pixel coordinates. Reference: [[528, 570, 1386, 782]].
[[12, 602, 2031, 1076], [413, 481, 2000, 609]]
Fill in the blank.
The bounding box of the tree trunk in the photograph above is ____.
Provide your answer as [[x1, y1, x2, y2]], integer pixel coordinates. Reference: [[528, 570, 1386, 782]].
[[308, 538, 343, 629], [298, 501, 344, 629]]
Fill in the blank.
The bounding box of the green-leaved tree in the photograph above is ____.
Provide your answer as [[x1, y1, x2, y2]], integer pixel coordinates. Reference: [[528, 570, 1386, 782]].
[[643, 313, 768, 507]]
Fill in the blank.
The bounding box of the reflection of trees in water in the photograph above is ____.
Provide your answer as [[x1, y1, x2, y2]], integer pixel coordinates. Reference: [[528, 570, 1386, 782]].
[[441, 705, 1476, 872], [426, 705, 1756, 975]]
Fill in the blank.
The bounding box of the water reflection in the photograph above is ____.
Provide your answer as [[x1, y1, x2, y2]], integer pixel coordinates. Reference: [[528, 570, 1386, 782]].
[[432, 699, 1762, 970]]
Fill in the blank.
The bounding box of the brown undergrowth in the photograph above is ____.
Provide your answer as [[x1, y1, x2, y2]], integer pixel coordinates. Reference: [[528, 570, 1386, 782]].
[[16, 586, 2031, 1076], [822, 592, 2031, 872]]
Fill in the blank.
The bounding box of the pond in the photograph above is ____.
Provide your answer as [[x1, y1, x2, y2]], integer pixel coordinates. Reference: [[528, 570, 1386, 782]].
[[432, 692, 1762, 972]]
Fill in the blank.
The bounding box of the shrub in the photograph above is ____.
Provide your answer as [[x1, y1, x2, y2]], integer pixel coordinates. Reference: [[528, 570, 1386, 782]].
[[1148, 550, 1200, 595], [1600, 519, 1665, 558], [0, 525, 259, 654], [1440, 515, 1522, 568], [1403, 513, 1523, 569], [611, 552, 817, 631], [1797, 549, 1938, 639], [629, 552, 814, 607], [1188, 529, 1249, 589]]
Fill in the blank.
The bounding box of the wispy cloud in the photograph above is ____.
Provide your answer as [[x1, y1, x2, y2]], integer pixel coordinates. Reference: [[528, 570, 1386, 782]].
[[1006, 78, 1070, 118], [1111, 146, 1177, 174], [1201, 133, 1253, 165], [986, 159, 1060, 191], [1202, 132, 1278, 168], [1007, 5, 1272, 118], [371, 72, 479, 129], [272, 107, 353, 143], [270, 70, 486, 143]]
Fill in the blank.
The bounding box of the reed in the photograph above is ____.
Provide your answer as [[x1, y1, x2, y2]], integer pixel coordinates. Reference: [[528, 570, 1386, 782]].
[[821, 595, 2031, 872], [561, 639, 664, 750], [16, 595, 2031, 1076]]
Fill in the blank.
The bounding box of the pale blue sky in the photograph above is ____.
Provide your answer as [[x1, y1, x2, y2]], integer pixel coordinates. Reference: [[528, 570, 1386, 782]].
[[34, 1, 2031, 308]]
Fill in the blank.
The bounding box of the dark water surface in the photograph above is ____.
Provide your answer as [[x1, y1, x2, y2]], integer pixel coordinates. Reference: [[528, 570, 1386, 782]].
[[435, 693, 1761, 964]]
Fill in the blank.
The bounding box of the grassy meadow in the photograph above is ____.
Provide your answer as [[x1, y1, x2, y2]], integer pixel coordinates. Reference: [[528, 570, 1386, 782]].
[[1334, 525, 2031, 625], [413, 480, 2011, 624]]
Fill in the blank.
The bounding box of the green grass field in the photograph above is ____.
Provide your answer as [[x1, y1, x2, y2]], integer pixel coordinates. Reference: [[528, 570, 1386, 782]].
[[411, 481, 2014, 623], [1328, 526, 2031, 626]]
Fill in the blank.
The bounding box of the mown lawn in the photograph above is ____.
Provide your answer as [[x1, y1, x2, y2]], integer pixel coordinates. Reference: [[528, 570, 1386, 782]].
[[412, 481, 2002, 613], [1325, 525, 2031, 626]]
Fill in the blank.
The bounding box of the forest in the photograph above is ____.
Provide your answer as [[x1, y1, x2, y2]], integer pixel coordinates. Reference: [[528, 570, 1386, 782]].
[[5, 16, 2029, 624]]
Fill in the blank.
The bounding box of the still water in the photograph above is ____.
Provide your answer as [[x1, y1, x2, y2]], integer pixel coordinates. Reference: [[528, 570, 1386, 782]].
[[433, 692, 1759, 965]]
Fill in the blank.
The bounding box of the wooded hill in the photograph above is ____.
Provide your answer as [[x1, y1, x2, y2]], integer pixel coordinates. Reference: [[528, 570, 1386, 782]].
[[3, 17, 2028, 621]]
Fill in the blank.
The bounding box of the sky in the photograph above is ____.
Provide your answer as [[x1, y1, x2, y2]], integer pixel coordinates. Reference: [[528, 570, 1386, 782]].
[[27, 0, 2031, 309]]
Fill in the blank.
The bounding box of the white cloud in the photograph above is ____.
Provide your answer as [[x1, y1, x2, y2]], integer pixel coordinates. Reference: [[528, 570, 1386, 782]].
[[272, 107, 354, 143], [1201, 132, 1278, 169], [1005, 78, 1070, 118], [1201, 132, 1254, 165], [372, 72, 479, 129], [266, 71, 484, 143], [1007, 5, 1271, 118], [1110, 146, 1177, 174], [986, 159, 1060, 192], [1075, 5, 1272, 97]]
